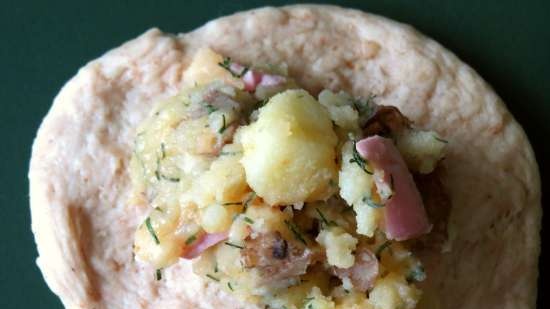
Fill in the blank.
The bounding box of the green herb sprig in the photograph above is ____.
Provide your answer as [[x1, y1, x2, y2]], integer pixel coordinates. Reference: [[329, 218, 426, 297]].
[[155, 145, 180, 182], [160, 175, 180, 182], [406, 265, 426, 283], [205, 104, 218, 114], [217, 57, 249, 78], [160, 143, 166, 159], [434, 135, 449, 144], [222, 202, 242, 206], [185, 233, 198, 245], [315, 208, 336, 227], [258, 98, 269, 107], [244, 217, 254, 224], [352, 94, 376, 116], [145, 217, 160, 245], [375, 241, 391, 258], [222, 192, 255, 210], [362, 196, 384, 208], [349, 141, 373, 175], [224, 242, 245, 249], [284, 220, 307, 245], [243, 192, 256, 211], [303, 297, 315, 309], [218, 114, 227, 134], [219, 151, 242, 156]]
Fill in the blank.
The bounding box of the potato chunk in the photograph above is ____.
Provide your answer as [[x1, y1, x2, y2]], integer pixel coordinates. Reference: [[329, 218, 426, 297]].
[[185, 150, 249, 208], [338, 141, 381, 237], [369, 273, 421, 309], [133, 228, 182, 268], [240, 89, 338, 205], [318, 89, 360, 132], [305, 287, 336, 309], [183, 47, 243, 88], [316, 227, 358, 268], [200, 203, 235, 233], [395, 129, 447, 174]]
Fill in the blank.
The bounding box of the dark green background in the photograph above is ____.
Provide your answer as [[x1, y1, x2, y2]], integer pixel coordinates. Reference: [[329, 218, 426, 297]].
[[1, 0, 548, 308]]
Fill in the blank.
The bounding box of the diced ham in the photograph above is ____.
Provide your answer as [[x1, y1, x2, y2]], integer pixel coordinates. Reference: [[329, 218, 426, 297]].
[[229, 62, 247, 76], [189, 89, 240, 119], [181, 232, 228, 259], [242, 232, 312, 284], [356, 136, 431, 240], [258, 74, 286, 87], [333, 246, 379, 292], [242, 70, 264, 92], [226, 59, 287, 92], [242, 70, 286, 92]]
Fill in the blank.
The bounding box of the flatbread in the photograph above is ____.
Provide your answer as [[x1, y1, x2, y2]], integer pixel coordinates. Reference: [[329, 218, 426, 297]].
[[29, 5, 541, 309]]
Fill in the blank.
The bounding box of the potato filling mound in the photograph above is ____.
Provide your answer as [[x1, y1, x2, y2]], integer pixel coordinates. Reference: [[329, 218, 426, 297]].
[[130, 48, 447, 309]]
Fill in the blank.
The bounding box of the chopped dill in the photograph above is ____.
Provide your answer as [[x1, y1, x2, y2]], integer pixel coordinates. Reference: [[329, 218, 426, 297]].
[[244, 217, 254, 224], [227, 282, 234, 291], [160, 175, 180, 182], [219, 151, 241, 156], [362, 196, 384, 208], [185, 233, 197, 245], [224, 242, 245, 249], [349, 141, 373, 174], [218, 57, 232, 72], [160, 143, 166, 159], [352, 94, 376, 116], [155, 268, 162, 281], [406, 265, 426, 283], [217, 57, 249, 78], [206, 274, 220, 282], [315, 208, 336, 227], [218, 114, 227, 134], [222, 202, 242, 206], [145, 217, 160, 245], [205, 104, 218, 114], [375, 241, 392, 258], [243, 192, 256, 211], [154, 157, 161, 181], [284, 220, 307, 245], [155, 151, 180, 182], [303, 297, 315, 308], [258, 98, 269, 106], [434, 135, 449, 144]]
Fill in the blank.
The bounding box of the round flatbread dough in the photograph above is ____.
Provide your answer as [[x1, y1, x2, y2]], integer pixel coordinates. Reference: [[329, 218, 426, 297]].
[[29, 5, 541, 309]]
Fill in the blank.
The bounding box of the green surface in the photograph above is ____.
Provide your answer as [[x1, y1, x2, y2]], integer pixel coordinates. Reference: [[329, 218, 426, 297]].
[[1, 0, 548, 308]]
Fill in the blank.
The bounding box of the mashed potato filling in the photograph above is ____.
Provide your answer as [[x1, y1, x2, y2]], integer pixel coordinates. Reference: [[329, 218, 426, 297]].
[[130, 48, 447, 309]]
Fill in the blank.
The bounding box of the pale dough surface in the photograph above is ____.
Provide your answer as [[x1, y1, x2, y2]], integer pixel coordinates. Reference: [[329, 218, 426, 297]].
[[29, 5, 541, 309]]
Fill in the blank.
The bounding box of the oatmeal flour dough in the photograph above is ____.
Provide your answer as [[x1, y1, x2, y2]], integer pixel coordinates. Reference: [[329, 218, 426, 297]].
[[29, 5, 540, 309]]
